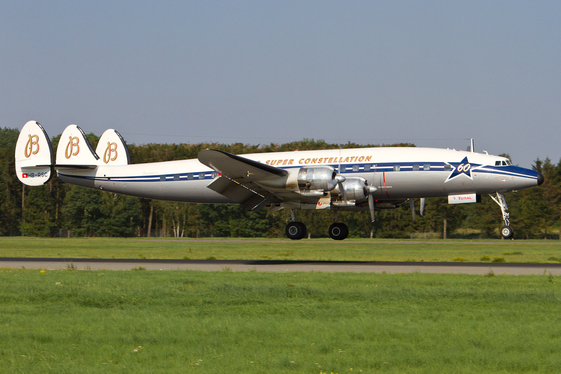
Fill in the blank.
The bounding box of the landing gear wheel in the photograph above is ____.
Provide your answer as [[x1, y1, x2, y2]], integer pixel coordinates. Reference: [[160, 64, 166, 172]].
[[501, 225, 514, 239], [328, 223, 349, 240], [286, 222, 307, 240]]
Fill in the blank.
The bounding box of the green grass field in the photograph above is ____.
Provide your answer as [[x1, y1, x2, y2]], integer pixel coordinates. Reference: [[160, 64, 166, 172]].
[[1, 268, 561, 373], [2, 237, 561, 263]]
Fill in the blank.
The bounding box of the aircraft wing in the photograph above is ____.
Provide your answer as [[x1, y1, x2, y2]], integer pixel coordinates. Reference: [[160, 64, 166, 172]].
[[198, 149, 287, 209], [198, 149, 287, 180]]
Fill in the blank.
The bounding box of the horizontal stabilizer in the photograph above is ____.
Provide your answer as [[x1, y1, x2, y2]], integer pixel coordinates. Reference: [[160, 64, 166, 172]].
[[15, 121, 54, 186], [56, 125, 100, 167], [95, 129, 130, 165]]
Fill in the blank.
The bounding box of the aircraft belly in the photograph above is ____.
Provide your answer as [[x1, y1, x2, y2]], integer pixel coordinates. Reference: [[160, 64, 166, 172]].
[[377, 171, 477, 199], [93, 179, 234, 204], [58, 174, 96, 189]]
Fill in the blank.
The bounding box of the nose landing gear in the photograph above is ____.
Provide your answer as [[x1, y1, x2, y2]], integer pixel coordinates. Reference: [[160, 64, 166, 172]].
[[489, 192, 514, 239]]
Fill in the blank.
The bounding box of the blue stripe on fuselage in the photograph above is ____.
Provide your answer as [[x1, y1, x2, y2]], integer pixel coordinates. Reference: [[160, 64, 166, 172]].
[[58, 163, 538, 183]]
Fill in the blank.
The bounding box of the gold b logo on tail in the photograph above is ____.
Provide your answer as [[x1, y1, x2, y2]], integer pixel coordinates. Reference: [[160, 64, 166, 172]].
[[24, 134, 40, 158], [103, 142, 118, 164], [65, 136, 80, 159]]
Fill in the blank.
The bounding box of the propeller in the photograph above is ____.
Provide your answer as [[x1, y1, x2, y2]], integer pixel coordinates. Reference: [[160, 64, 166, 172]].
[[366, 163, 377, 223], [335, 174, 346, 196], [410, 198, 416, 222], [366, 185, 377, 222], [336, 146, 346, 202]]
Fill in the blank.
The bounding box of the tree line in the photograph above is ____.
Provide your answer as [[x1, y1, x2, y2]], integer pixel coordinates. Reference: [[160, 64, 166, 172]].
[[1, 127, 559, 239]]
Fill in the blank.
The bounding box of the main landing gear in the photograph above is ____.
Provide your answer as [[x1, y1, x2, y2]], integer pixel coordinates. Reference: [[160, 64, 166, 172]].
[[285, 221, 349, 240], [285, 221, 307, 240], [285, 209, 307, 240], [285, 210, 349, 240], [489, 192, 514, 239], [328, 222, 348, 240]]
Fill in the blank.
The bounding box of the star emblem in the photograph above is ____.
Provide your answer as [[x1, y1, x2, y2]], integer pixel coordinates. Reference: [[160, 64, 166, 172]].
[[445, 157, 481, 183]]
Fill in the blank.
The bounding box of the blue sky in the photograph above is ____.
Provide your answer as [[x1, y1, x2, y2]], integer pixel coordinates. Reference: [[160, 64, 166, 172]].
[[1, 1, 559, 167]]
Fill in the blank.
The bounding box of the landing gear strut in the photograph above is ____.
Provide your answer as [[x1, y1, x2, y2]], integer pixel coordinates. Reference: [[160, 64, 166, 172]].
[[489, 192, 514, 239]]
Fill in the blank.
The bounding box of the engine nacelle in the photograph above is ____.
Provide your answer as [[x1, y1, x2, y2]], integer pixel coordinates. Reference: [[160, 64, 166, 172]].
[[339, 177, 368, 201], [297, 167, 337, 191]]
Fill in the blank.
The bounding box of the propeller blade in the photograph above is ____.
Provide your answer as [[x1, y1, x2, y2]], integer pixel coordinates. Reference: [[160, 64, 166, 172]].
[[368, 195, 375, 222], [420, 198, 425, 216], [410, 198, 416, 222], [335, 175, 346, 201]]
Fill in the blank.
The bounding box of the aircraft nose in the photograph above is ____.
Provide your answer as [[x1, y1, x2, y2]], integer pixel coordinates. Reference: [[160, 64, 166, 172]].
[[537, 172, 545, 186]]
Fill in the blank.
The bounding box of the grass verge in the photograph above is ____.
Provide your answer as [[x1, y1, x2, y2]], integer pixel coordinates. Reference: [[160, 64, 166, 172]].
[[1, 269, 560, 373], [2, 237, 561, 263]]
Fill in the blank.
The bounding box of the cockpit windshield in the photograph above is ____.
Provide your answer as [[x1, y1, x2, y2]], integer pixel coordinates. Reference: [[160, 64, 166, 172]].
[[495, 160, 512, 166]]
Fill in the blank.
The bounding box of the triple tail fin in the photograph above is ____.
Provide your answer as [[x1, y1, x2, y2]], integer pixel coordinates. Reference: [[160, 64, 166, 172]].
[[95, 129, 130, 165], [55, 125, 131, 167], [16, 122, 131, 187], [56, 125, 100, 167], [15, 121, 55, 186]]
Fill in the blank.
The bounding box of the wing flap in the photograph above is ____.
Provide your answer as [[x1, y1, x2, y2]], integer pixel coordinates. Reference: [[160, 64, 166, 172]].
[[206, 175, 273, 211], [199, 149, 286, 208], [206, 176, 258, 203]]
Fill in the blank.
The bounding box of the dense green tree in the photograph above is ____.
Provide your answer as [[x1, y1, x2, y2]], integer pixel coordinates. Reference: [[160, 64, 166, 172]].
[[62, 186, 104, 237], [0, 128, 19, 148], [20, 184, 58, 237]]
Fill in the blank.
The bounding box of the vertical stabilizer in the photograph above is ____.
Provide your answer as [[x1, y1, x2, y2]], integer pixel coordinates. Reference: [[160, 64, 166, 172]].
[[56, 125, 100, 166], [95, 129, 130, 165], [15, 121, 54, 186]]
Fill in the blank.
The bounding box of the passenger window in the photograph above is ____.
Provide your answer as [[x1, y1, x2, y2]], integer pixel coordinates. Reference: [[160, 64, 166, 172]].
[[160, 175, 166, 181], [173, 174, 180, 181], [393, 165, 400, 172], [444, 164, 451, 171], [352, 165, 359, 172], [187, 173, 194, 180], [364, 164, 371, 172], [413, 164, 419, 171], [339, 165, 346, 173], [199, 173, 206, 179], [423, 164, 430, 171], [212, 172, 218, 178]]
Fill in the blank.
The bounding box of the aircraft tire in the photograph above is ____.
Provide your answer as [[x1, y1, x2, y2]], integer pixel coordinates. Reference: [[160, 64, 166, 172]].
[[286, 222, 307, 240], [328, 223, 349, 240], [501, 225, 514, 239]]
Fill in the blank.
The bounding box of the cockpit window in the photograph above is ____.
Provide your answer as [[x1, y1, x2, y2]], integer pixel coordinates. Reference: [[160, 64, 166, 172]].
[[495, 160, 511, 166]]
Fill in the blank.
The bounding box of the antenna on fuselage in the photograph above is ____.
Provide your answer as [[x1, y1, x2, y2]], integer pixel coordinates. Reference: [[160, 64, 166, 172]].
[[467, 138, 475, 153]]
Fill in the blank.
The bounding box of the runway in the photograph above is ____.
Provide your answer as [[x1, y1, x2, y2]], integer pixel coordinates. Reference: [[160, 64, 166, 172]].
[[2, 257, 561, 275]]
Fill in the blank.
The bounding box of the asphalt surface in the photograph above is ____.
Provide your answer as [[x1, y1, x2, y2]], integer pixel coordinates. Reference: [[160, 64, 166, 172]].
[[2, 258, 561, 275]]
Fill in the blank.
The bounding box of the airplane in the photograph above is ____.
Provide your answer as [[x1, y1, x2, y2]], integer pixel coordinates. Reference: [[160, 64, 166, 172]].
[[15, 120, 544, 240]]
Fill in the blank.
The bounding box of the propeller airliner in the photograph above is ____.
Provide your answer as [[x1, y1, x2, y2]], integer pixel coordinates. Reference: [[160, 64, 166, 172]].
[[15, 121, 544, 240]]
